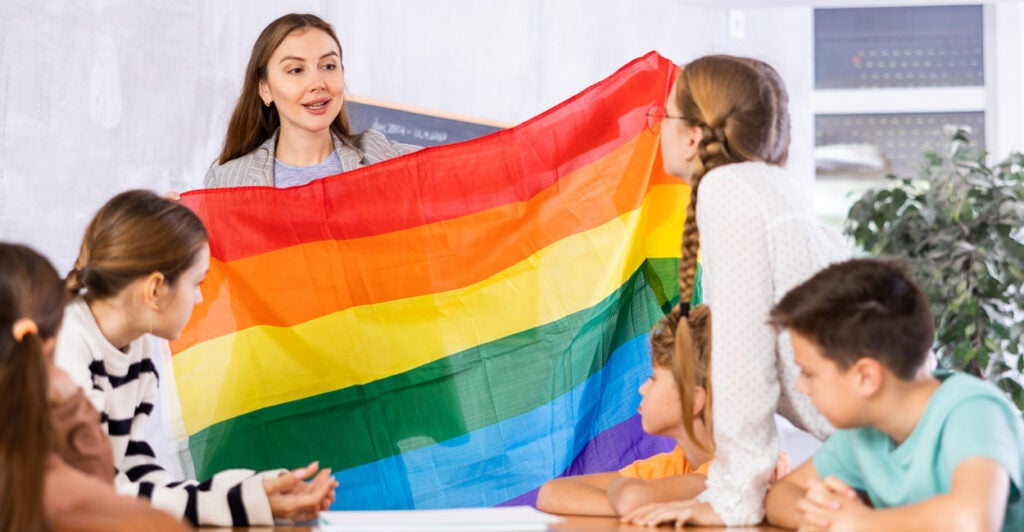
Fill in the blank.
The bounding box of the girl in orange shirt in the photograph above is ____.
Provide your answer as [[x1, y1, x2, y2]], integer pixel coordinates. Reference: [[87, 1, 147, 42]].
[[536, 305, 717, 516]]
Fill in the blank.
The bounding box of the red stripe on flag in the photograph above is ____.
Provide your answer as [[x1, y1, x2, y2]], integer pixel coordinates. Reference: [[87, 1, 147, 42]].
[[182, 52, 675, 262]]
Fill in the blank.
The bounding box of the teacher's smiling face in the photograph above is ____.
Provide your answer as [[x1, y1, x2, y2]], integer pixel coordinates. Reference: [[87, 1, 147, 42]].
[[259, 28, 345, 139]]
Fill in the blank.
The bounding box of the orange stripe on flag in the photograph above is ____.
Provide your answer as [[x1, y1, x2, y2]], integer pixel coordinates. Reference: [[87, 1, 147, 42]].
[[172, 132, 682, 351]]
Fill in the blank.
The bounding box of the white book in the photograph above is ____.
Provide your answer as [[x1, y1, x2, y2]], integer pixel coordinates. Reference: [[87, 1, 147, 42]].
[[318, 506, 563, 531]]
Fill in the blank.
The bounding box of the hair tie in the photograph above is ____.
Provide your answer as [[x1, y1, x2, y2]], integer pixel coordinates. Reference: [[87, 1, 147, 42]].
[[12, 318, 38, 342], [700, 125, 713, 141], [678, 302, 691, 318]]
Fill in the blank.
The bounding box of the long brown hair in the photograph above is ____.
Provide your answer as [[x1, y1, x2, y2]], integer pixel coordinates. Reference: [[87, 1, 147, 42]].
[[674, 55, 790, 306], [650, 303, 713, 453], [67, 190, 208, 300], [216, 13, 355, 165], [0, 243, 68, 532]]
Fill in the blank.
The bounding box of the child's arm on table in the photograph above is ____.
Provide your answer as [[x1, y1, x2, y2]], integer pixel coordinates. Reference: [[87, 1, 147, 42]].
[[765, 457, 822, 529], [623, 451, 791, 528], [606, 473, 706, 515], [800, 458, 1009, 532], [263, 462, 338, 522], [536, 472, 621, 516]]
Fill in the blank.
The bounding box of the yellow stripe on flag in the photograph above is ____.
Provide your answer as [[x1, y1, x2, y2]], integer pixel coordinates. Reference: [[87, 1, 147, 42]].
[[173, 184, 686, 435]]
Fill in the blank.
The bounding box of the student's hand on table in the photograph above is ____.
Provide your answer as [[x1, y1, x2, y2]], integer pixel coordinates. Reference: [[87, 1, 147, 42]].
[[796, 476, 867, 532], [283, 461, 339, 511], [620, 499, 725, 528], [264, 461, 339, 522]]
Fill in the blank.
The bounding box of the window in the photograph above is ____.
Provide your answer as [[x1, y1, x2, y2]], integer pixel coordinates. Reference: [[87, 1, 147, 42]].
[[812, 4, 990, 227]]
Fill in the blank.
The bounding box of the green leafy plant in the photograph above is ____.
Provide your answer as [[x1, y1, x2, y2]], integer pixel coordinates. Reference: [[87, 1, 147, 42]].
[[845, 127, 1024, 411]]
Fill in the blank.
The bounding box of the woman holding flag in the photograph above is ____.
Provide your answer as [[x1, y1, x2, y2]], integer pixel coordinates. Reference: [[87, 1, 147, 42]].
[[205, 13, 418, 189]]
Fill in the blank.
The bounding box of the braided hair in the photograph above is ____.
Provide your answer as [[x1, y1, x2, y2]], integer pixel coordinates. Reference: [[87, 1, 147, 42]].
[[672, 55, 791, 310], [650, 303, 714, 453]]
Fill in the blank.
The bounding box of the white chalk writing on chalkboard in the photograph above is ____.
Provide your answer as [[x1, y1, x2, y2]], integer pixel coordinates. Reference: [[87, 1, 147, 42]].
[[370, 119, 450, 143], [347, 98, 506, 147]]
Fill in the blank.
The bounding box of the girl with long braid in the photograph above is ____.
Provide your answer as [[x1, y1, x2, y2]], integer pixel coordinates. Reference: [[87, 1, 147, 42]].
[[624, 55, 849, 527]]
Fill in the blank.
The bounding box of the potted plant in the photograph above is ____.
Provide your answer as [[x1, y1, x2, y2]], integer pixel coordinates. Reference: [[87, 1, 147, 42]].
[[845, 126, 1024, 411]]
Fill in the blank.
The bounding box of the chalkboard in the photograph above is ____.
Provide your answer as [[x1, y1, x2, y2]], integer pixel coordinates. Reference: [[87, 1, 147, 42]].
[[347, 96, 508, 147]]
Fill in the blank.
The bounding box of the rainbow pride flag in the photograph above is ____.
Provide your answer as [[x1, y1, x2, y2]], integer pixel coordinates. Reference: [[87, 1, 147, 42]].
[[172, 52, 691, 509]]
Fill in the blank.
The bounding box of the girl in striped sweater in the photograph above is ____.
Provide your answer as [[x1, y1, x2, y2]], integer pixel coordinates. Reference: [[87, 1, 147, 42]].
[[55, 190, 337, 527]]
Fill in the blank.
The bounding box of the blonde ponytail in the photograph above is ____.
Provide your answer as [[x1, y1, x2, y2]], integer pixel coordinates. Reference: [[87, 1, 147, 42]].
[[674, 304, 713, 455]]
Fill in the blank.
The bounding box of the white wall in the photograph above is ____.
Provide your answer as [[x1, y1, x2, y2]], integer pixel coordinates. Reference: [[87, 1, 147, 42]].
[[0, 0, 816, 272]]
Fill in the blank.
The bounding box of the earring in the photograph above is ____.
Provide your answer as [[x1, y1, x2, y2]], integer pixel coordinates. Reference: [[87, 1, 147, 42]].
[[263, 99, 272, 107]]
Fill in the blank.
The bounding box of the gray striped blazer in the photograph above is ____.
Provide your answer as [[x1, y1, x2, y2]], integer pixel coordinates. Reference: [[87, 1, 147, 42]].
[[204, 128, 420, 188]]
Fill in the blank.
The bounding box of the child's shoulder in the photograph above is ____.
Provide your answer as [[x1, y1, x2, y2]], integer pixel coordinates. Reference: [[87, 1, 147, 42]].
[[928, 371, 1024, 494], [931, 370, 1015, 410], [55, 297, 103, 361], [925, 370, 1023, 449]]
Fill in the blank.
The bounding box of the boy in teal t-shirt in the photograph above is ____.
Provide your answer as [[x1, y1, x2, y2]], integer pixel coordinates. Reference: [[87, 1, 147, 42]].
[[764, 258, 1023, 531]]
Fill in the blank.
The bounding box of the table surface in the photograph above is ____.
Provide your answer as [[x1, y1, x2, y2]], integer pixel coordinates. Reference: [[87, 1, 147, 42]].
[[549, 515, 790, 531], [220, 515, 791, 531]]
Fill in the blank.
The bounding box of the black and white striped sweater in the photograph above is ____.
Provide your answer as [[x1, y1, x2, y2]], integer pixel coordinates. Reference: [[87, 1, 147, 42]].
[[56, 297, 279, 527]]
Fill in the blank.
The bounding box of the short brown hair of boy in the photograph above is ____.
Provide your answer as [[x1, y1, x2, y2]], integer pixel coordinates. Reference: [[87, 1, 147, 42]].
[[768, 258, 934, 380]]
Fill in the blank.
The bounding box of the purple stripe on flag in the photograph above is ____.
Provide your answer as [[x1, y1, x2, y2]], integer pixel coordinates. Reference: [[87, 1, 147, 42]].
[[499, 414, 676, 507]]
